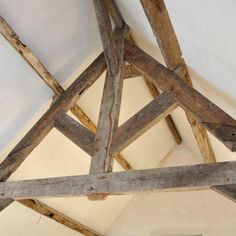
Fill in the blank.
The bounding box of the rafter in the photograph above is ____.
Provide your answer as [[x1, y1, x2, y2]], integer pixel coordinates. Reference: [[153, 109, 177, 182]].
[[93, 0, 118, 75], [0, 53, 106, 210], [140, 0, 216, 164], [124, 41, 236, 151], [0, 161, 235, 199], [18, 199, 102, 236]]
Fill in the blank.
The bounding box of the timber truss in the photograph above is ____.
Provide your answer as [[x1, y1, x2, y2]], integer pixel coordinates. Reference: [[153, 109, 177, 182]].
[[0, 0, 236, 235]]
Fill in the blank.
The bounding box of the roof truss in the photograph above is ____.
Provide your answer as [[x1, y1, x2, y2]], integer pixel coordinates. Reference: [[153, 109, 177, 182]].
[[0, 0, 236, 235]]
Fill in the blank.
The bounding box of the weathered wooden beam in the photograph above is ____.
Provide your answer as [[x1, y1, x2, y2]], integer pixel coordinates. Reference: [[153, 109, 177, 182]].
[[0, 199, 14, 211], [55, 114, 95, 156], [111, 91, 177, 155], [0, 53, 106, 210], [18, 199, 102, 236], [211, 185, 236, 202], [90, 27, 125, 176], [140, 0, 216, 163], [93, 0, 118, 75], [106, 0, 124, 29], [54, 93, 177, 164], [144, 79, 182, 145], [123, 64, 142, 79], [124, 49, 182, 145], [0, 161, 236, 199], [124, 41, 236, 151], [0, 15, 132, 174], [0, 53, 105, 182], [0, 15, 97, 133]]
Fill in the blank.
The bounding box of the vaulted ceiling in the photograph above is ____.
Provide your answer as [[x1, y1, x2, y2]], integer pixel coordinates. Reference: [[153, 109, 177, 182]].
[[0, 1, 236, 236]]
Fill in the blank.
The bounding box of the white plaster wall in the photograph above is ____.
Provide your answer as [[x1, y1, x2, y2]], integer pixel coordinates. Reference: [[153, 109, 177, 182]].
[[0, 0, 235, 235], [116, 0, 236, 100]]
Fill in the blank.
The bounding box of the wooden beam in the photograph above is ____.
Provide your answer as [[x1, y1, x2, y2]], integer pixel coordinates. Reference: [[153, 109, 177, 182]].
[[140, 0, 216, 163], [111, 91, 177, 155], [55, 114, 95, 156], [0, 53, 105, 182], [90, 27, 126, 176], [123, 64, 142, 79], [0, 161, 236, 199], [0, 53, 106, 210], [18, 199, 102, 236], [211, 185, 236, 202], [124, 54, 182, 145], [93, 0, 118, 75], [0, 15, 97, 133], [124, 41, 236, 152], [0, 15, 132, 172], [55, 92, 177, 160], [106, 0, 124, 29], [0, 199, 14, 211]]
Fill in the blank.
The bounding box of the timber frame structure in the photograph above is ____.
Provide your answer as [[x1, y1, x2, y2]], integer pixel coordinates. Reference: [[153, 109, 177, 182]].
[[0, 0, 236, 235]]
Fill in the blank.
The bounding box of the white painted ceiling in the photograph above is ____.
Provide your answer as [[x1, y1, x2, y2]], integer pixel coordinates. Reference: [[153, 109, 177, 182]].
[[0, 0, 235, 235]]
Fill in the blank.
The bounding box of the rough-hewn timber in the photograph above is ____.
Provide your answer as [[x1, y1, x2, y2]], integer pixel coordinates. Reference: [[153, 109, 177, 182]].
[[110, 91, 177, 155], [140, 0, 216, 163], [0, 161, 236, 199], [93, 0, 118, 75], [90, 27, 126, 175], [124, 41, 236, 151]]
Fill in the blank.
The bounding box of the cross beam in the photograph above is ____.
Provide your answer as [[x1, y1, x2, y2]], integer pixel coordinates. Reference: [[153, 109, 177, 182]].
[[0, 161, 235, 199], [124, 41, 236, 151]]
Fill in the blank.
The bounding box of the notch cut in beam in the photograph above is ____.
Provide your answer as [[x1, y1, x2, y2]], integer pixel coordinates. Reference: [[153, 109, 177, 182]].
[[0, 161, 236, 199], [140, 0, 215, 163], [93, 0, 118, 75], [124, 41, 236, 151], [18, 199, 102, 236]]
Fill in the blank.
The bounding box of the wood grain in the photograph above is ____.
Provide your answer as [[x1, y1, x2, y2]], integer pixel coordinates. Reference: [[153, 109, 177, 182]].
[[90, 27, 125, 176], [0, 161, 236, 199], [93, 0, 118, 75], [110, 91, 177, 155], [140, 0, 216, 163], [124, 41, 236, 151], [106, 0, 124, 29]]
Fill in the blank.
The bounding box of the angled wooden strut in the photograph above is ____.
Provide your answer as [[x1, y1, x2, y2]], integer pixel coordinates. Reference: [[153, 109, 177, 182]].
[[0, 15, 132, 172], [0, 53, 106, 212], [0, 14, 132, 209], [0, 161, 236, 199], [139, 0, 236, 202], [55, 91, 177, 158], [124, 41, 236, 152], [18, 199, 103, 236], [140, 0, 216, 163]]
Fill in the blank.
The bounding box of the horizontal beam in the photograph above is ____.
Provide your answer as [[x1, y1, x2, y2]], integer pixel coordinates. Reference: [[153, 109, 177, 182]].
[[18, 199, 102, 236], [124, 41, 236, 151], [0, 161, 235, 199]]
